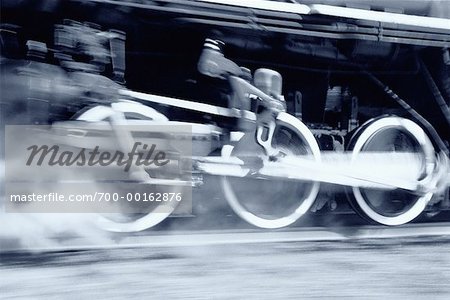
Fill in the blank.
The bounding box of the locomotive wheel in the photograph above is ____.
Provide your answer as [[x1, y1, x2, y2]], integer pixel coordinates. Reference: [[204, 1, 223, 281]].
[[75, 101, 182, 232], [347, 116, 436, 226], [221, 112, 321, 229]]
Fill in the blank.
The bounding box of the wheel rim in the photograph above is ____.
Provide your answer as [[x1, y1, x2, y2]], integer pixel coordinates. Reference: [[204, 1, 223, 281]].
[[76, 101, 180, 232], [221, 112, 320, 229], [350, 117, 435, 226]]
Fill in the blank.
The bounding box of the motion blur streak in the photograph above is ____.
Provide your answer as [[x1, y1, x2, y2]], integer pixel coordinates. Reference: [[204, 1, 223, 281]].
[[1, 236, 449, 299]]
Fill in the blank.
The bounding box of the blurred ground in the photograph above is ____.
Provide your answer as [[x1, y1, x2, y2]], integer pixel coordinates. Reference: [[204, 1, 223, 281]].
[[1, 233, 450, 299]]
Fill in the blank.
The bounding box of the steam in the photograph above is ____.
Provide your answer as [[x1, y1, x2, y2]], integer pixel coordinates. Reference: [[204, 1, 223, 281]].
[[0, 213, 110, 251]]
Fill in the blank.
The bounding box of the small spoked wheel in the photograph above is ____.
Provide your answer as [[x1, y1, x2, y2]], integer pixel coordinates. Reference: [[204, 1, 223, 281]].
[[347, 116, 436, 226], [221, 112, 321, 229], [75, 101, 181, 232]]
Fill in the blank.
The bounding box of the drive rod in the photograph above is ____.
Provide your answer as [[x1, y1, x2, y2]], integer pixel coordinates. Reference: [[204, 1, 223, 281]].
[[195, 152, 449, 194]]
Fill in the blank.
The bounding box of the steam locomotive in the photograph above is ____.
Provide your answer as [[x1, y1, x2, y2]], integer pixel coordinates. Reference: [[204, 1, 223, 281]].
[[1, 0, 449, 232]]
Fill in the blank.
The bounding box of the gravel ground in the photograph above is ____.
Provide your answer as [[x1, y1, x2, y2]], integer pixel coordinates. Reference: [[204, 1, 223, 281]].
[[1, 236, 450, 299]]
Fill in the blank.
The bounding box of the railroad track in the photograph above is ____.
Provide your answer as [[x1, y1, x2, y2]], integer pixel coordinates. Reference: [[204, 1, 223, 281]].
[[2, 221, 450, 253]]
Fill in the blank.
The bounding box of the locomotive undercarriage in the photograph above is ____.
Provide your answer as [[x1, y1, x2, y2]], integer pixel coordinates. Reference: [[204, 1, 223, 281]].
[[1, 0, 450, 232]]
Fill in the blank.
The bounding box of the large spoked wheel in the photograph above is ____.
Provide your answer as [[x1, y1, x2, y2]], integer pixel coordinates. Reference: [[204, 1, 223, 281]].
[[221, 112, 321, 229], [348, 116, 436, 226], [76, 101, 181, 232]]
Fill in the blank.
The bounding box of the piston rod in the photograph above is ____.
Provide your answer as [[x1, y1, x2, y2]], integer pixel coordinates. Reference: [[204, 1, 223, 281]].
[[194, 152, 449, 194]]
